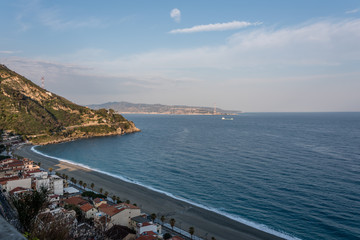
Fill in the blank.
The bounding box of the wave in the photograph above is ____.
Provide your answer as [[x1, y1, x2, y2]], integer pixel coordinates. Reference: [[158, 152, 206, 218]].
[[31, 146, 300, 240]]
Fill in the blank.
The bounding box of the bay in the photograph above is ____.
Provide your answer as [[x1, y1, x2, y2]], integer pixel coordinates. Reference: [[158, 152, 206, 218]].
[[36, 112, 360, 240]]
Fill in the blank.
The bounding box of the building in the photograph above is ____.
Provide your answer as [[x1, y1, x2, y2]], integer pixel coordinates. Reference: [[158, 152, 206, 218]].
[[80, 203, 98, 219], [93, 197, 107, 207], [98, 203, 142, 229], [0, 176, 31, 192]]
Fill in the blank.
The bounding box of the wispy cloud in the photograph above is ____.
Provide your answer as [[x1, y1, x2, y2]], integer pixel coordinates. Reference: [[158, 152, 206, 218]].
[[346, 8, 359, 14], [39, 8, 103, 30], [170, 8, 181, 23], [0, 50, 17, 54], [169, 21, 262, 34]]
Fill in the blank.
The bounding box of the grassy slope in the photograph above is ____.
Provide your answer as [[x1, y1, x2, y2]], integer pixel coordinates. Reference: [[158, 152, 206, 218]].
[[0, 65, 138, 144]]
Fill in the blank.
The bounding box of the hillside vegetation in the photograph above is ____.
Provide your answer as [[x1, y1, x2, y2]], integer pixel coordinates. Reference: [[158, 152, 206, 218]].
[[0, 64, 139, 144]]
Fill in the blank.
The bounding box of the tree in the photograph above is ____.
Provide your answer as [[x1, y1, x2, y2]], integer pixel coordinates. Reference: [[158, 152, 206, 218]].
[[161, 215, 165, 225], [125, 199, 130, 204], [104, 191, 109, 197], [163, 233, 172, 240], [37, 162, 41, 167], [189, 226, 195, 239], [62, 173, 66, 179], [90, 183, 95, 190], [73, 179, 77, 185], [211, 237, 216, 240], [99, 188, 103, 194], [79, 180, 83, 187], [116, 196, 121, 203], [65, 175, 68, 181], [83, 182, 87, 189], [11, 187, 49, 232], [112, 195, 116, 202], [70, 177, 75, 183], [170, 218, 176, 230], [150, 213, 157, 222]]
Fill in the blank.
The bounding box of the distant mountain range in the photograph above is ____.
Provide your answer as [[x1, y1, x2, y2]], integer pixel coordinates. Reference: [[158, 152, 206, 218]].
[[88, 102, 241, 115], [0, 65, 139, 144]]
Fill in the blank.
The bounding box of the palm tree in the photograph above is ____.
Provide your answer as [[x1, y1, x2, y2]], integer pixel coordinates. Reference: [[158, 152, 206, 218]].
[[83, 182, 87, 189], [104, 191, 109, 197], [160, 215, 165, 225], [150, 213, 156, 222], [70, 177, 74, 183], [170, 218, 176, 230], [65, 175, 69, 181], [37, 162, 41, 167], [62, 173, 66, 179], [79, 180, 83, 187], [189, 226, 195, 239], [99, 188, 103, 194], [116, 196, 121, 203], [112, 195, 116, 202], [90, 183, 94, 190], [73, 179, 77, 185]]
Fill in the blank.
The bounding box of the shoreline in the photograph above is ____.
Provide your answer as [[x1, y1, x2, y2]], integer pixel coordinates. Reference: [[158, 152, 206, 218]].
[[14, 144, 287, 240]]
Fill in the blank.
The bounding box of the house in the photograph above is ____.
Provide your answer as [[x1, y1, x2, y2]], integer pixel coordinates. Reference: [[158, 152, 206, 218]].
[[131, 215, 161, 236], [136, 231, 159, 240], [80, 202, 98, 219], [9, 186, 32, 197], [136, 223, 159, 237], [98, 203, 142, 229], [93, 197, 107, 207], [63, 196, 88, 207]]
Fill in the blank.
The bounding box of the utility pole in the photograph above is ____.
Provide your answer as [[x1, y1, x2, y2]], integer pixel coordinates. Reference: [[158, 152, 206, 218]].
[[41, 76, 45, 89]]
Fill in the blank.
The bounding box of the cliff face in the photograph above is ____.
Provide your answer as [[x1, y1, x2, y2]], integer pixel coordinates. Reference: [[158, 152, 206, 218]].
[[0, 64, 139, 144]]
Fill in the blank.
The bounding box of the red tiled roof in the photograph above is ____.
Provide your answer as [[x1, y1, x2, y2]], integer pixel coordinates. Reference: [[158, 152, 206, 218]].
[[25, 170, 42, 174], [9, 186, 29, 194], [0, 176, 20, 185], [63, 196, 88, 206], [99, 205, 121, 217], [80, 203, 94, 212], [171, 237, 185, 240], [136, 231, 158, 240], [141, 222, 154, 227], [94, 197, 106, 203], [116, 202, 140, 209]]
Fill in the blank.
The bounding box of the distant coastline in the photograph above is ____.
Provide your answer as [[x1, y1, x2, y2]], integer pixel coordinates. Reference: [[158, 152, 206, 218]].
[[88, 101, 241, 116]]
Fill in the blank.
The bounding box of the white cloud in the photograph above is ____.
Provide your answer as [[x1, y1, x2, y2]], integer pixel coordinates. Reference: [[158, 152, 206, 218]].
[[169, 21, 262, 34], [3, 18, 360, 111], [170, 8, 181, 23], [346, 8, 359, 14]]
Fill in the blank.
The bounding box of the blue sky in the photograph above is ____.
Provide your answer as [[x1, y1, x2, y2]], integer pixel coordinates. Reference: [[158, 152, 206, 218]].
[[1, 0, 360, 112]]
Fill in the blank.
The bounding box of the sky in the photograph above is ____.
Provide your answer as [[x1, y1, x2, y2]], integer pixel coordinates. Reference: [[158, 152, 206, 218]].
[[1, 0, 360, 112]]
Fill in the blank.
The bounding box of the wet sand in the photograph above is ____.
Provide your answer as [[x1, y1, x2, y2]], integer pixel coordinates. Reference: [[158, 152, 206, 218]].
[[14, 144, 285, 240]]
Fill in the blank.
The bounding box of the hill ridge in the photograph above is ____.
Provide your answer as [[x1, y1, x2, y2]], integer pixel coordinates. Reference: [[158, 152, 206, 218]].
[[0, 65, 139, 144]]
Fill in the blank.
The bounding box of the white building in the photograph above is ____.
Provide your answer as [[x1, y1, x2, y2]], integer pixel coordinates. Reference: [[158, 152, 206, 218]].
[[0, 177, 31, 192]]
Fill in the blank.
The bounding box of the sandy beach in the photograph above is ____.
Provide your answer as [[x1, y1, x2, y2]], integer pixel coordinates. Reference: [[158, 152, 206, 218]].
[[14, 144, 285, 240]]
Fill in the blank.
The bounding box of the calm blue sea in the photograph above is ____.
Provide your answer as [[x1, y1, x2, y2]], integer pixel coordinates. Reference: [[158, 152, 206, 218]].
[[35, 113, 360, 240]]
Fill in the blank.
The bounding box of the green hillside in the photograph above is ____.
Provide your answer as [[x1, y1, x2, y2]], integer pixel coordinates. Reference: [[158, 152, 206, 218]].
[[0, 64, 139, 144]]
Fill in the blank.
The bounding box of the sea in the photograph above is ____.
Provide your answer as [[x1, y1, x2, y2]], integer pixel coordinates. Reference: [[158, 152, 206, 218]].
[[34, 112, 360, 240]]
